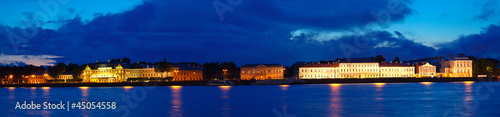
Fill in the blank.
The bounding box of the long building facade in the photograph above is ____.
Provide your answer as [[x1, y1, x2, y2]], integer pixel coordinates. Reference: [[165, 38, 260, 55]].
[[299, 62, 414, 79], [81, 62, 202, 83], [240, 64, 284, 80]]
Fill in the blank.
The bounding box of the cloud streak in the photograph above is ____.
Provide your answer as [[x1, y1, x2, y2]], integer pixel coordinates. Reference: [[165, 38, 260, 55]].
[[0, 54, 63, 66]]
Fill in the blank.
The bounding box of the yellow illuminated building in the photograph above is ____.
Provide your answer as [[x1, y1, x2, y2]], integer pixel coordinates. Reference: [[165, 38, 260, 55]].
[[81, 62, 203, 83], [379, 63, 414, 78], [299, 62, 414, 79], [241, 64, 284, 80], [439, 56, 473, 77], [416, 62, 436, 77], [82, 62, 173, 83]]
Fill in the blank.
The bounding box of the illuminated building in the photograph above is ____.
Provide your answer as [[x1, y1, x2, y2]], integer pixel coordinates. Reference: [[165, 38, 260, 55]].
[[339, 62, 380, 78], [415, 62, 436, 77], [172, 64, 203, 81], [299, 63, 340, 79], [82, 61, 173, 83], [27, 72, 49, 84], [241, 64, 284, 80], [379, 63, 414, 78], [299, 61, 414, 79], [46, 73, 73, 82], [439, 56, 473, 77], [81, 61, 203, 83]]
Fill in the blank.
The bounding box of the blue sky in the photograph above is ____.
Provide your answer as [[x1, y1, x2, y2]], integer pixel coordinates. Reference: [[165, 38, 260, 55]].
[[0, 0, 499, 66]]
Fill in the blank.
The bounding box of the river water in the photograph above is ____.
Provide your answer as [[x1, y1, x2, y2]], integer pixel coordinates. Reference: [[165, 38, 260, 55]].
[[2, 81, 500, 117]]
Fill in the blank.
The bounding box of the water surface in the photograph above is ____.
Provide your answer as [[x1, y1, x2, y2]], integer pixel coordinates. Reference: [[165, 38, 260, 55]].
[[2, 81, 500, 117]]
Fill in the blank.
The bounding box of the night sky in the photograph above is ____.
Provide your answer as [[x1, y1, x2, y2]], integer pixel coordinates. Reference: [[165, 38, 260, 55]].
[[0, 0, 499, 66]]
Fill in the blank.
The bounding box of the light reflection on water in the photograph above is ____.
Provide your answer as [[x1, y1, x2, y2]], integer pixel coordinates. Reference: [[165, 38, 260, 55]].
[[329, 84, 342, 117], [279, 85, 289, 91], [3, 82, 500, 117], [170, 86, 183, 117], [219, 86, 231, 117], [463, 81, 474, 116]]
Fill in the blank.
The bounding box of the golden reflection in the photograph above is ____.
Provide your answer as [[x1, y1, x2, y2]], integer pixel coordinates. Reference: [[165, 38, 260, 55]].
[[330, 83, 341, 87], [80, 87, 89, 99], [420, 82, 433, 86], [8, 87, 15, 100], [279, 85, 289, 91], [219, 86, 231, 117], [123, 86, 133, 92], [464, 81, 474, 85], [170, 85, 183, 117], [219, 86, 231, 93], [42, 86, 50, 102], [463, 80, 474, 116], [30, 87, 37, 99], [171, 85, 182, 89], [329, 83, 342, 117], [373, 83, 386, 86]]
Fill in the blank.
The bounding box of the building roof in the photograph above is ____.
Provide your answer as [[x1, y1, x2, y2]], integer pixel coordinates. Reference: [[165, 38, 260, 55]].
[[379, 63, 412, 67], [175, 64, 203, 70], [337, 58, 375, 63], [302, 63, 339, 67], [88, 61, 131, 69], [241, 64, 282, 68], [452, 56, 471, 60]]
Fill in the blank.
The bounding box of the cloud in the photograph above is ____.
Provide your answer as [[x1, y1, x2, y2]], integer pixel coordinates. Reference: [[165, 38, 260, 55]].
[[437, 24, 500, 59], [0, 54, 63, 66], [474, 0, 498, 21], [0, 0, 418, 65]]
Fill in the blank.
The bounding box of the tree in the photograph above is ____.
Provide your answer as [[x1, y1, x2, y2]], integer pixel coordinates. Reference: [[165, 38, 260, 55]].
[[393, 57, 400, 63], [48, 63, 66, 82], [123, 57, 131, 64], [373, 55, 386, 63], [469, 56, 499, 78], [203, 62, 221, 80], [155, 59, 174, 78]]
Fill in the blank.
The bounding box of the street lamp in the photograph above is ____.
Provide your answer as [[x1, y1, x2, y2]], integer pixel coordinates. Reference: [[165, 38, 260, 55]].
[[223, 69, 228, 80]]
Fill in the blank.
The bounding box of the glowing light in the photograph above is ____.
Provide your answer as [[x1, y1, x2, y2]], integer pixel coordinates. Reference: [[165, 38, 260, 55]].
[[373, 83, 386, 86], [279, 85, 289, 91], [219, 86, 231, 92], [171, 86, 182, 89], [8, 87, 15, 89], [420, 82, 432, 85], [79, 87, 89, 89], [31, 87, 37, 89], [123, 86, 133, 89], [330, 83, 341, 87], [41, 87, 50, 89], [464, 81, 474, 85]]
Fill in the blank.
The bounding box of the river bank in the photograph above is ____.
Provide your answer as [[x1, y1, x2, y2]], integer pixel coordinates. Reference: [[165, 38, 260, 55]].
[[0, 77, 496, 87]]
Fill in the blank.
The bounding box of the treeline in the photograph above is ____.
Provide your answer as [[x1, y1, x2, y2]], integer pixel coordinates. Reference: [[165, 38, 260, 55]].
[[468, 57, 499, 77], [0, 65, 47, 83], [1, 57, 242, 82]]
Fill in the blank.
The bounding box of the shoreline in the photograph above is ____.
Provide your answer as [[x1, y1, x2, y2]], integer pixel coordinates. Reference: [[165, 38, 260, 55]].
[[0, 77, 497, 87]]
